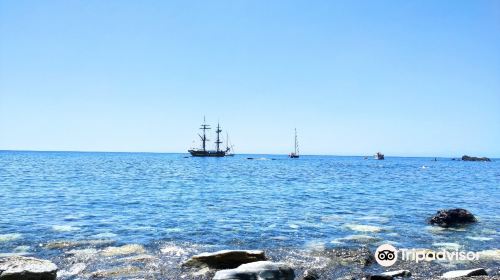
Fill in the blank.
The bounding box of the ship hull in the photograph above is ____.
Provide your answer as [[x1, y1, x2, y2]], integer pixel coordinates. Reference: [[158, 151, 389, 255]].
[[188, 150, 226, 157]]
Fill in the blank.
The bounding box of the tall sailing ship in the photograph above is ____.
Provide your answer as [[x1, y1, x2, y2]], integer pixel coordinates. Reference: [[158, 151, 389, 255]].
[[289, 128, 299, 158], [188, 118, 233, 157]]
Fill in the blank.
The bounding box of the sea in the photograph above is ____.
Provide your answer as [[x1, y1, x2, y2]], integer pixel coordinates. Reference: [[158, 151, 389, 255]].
[[0, 151, 499, 278]]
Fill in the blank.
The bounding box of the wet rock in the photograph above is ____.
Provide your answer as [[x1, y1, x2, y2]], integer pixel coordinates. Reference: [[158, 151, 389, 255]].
[[441, 268, 487, 278], [57, 263, 86, 277], [300, 269, 320, 280], [320, 247, 375, 266], [183, 250, 266, 269], [119, 254, 156, 263], [0, 256, 58, 280], [100, 244, 146, 257], [213, 261, 294, 280], [461, 155, 491, 162], [366, 276, 393, 280], [429, 208, 477, 227], [43, 239, 114, 249], [90, 266, 141, 278], [381, 269, 411, 277]]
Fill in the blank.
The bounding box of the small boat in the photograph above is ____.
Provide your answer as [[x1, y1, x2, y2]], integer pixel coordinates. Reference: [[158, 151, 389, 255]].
[[375, 152, 384, 160], [188, 117, 234, 157], [289, 128, 300, 158]]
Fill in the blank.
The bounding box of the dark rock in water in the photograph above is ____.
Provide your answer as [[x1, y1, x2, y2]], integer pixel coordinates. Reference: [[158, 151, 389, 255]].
[[461, 155, 491, 162], [300, 269, 320, 280], [213, 261, 294, 280], [441, 268, 488, 278], [366, 275, 393, 280], [429, 208, 477, 227], [183, 250, 266, 269], [0, 256, 58, 280], [381, 269, 411, 278]]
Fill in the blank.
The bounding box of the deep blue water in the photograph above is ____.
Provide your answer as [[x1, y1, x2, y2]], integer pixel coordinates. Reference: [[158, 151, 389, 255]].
[[1, 151, 499, 256]]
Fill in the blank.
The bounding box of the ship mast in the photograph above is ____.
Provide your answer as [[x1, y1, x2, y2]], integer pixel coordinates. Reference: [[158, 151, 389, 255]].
[[294, 128, 299, 155], [215, 123, 222, 152], [199, 117, 210, 152]]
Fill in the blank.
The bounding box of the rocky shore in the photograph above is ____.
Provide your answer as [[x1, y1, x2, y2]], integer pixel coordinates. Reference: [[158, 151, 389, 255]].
[[1, 209, 499, 279]]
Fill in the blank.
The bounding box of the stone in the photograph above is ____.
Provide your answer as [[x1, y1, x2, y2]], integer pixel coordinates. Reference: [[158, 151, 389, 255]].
[[366, 276, 393, 280], [441, 268, 488, 278], [100, 244, 146, 257], [0, 256, 58, 280], [429, 208, 477, 227], [91, 266, 141, 278], [381, 270, 411, 277], [183, 250, 266, 269], [300, 269, 319, 280], [461, 155, 491, 162], [213, 261, 294, 280]]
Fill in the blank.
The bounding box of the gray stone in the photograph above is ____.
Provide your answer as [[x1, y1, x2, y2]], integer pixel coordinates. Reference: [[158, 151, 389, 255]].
[[441, 268, 488, 278], [183, 250, 266, 269], [381, 270, 411, 277], [0, 256, 58, 280], [213, 261, 294, 280], [300, 269, 319, 280]]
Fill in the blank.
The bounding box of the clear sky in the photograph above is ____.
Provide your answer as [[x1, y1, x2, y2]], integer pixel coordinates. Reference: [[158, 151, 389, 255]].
[[1, 0, 499, 157]]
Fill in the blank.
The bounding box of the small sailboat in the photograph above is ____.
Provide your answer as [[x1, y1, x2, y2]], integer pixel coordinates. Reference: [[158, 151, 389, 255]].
[[289, 128, 299, 158], [225, 132, 235, 156]]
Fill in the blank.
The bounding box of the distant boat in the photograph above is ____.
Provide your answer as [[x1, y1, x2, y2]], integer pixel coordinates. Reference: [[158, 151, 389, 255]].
[[375, 152, 384, 160], [289, 128, 299, 158], [225, 132, 235, 156], [188, 118, 234, 157]]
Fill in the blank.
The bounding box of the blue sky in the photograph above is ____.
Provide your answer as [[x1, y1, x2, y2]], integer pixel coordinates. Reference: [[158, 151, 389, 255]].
[[1, 0, 499, 156]]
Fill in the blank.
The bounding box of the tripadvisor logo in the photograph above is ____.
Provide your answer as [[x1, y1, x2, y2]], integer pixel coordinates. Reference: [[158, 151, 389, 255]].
[[375, 244, 398, 267], [374, 244, 481, 267]]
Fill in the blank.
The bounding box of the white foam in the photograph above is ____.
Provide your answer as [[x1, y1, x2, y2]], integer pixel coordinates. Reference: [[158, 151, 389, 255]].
[[321, 215, 343, 222], [432, 242, 462, 250], [13, 245, 30, 253], [344, 223, 382, 232], [289, 224, 300, 229], [160, 245, 188, 256], [52, 225, 80, 232], [304, 240, 325, 251], [0, 233, 22, 242], [92, 232, 117, 239], [477, 249, 500, 260], [466, 236, 493, 241]]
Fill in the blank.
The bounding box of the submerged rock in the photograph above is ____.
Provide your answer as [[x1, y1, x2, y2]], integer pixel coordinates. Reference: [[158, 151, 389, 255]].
[[213, 261, 294, 280], [90, 266, 141, 278], [461, 155, 491, 162], [365, 276, 393, 280], [57, 263, 86, 277], [100, 244, 146, 257], [300, 269, 320, 280], [0, 256, 58, 280], [429, 208, 477, 227], [381, 269, 411, 277], [183, 250, 266, 269], [320, 247, 375, 266], [441, 268, 487, 278], [43, 239, 114, 250]]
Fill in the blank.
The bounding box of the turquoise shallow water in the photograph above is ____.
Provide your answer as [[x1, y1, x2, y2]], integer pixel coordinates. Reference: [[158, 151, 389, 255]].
[[0, 151, 499, 257]]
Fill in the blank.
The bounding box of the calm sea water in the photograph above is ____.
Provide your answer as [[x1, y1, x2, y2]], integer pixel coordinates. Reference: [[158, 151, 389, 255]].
[[0, 151, 499, 258]]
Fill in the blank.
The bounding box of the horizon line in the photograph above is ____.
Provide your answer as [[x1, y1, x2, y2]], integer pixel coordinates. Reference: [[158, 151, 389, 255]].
[[0, 149, 497, 159]]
